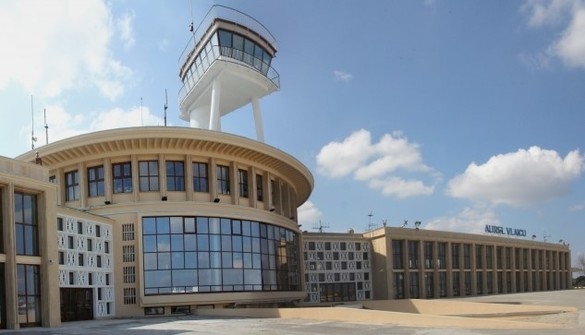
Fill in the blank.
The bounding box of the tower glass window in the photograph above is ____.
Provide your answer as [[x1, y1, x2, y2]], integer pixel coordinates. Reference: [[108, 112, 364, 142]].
[[216, 29, 272, 75], [15, 192, 38, 256], [217, 165, 230, 195], [87, 165, 105, 197], [408, 241, 419, 269], [166, 161, 185, 192], [192, 162, 209, 192], [65, 170, 79, 201], [392, 240, 403, 269], [139, 161, 159, 192], [113, 162, 132, 193]]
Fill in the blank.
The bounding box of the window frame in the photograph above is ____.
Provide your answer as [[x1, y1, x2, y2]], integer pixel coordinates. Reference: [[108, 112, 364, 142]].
[[217, 165, 230, 195], [192, 162, 209, 193], [139, 160, 160, 192], [113, 162, 133, 194], [87, 165, 105, 197], [65, 170, 79, 201], [166, 161, 185, 192]]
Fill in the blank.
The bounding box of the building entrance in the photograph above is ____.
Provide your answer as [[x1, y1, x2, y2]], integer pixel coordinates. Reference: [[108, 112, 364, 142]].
[[60, 288, 93, 322]]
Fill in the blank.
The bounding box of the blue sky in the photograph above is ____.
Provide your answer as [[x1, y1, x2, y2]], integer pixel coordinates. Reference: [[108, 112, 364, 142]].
[[1, 1, 584, 264]]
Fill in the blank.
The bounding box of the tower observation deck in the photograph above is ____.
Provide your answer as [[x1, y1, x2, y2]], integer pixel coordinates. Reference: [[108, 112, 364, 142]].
[[178, 5, 279, 142]]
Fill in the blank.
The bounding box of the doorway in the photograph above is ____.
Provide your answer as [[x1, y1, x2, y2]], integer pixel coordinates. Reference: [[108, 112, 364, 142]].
[[60, 288, 93, 322]]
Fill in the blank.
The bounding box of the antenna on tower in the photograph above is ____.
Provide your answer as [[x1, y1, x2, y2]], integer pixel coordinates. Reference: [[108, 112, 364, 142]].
[[164, 89, 168, 127], [31, 95, 37, 150], [367, 211, 374, 231], [44, 108, 48, 144], [312, 220, 329, 233], [402, 220, 408, 228]]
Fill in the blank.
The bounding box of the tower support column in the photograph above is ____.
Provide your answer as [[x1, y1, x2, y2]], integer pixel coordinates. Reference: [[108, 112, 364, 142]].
[[209, 80, 222, 131], [252, 97, 264, 142]]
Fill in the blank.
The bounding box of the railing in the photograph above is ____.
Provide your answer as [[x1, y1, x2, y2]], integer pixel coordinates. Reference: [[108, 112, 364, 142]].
[[179, 4, 277, 69], [178, 44, 280, 105]]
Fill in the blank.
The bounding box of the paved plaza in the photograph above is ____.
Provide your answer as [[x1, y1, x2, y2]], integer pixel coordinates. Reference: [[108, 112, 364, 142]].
[[1, 290, 584, 335]]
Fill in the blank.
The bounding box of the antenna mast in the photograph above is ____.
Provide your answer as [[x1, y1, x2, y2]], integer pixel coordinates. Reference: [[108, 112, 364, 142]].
[[312, 220, 329, 233], [31, 95, 37, 150], [164, 89, 168, 127], [44, 108, 48, 144]]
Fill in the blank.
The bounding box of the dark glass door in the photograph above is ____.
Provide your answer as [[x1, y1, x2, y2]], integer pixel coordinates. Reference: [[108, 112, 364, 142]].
[[60, 288, 93, 322]]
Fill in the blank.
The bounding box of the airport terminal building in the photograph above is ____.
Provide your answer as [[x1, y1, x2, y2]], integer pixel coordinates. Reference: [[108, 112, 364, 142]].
[[0, 4, 573, 330]]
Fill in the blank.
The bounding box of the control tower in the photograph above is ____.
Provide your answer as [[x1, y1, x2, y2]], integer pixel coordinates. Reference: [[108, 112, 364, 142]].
[[178, 5, 279, 142]]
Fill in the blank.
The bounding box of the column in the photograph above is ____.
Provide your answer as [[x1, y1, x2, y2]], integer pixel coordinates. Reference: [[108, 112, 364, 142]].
[[209, 80, 221, 131], [252, 97, 265, 142]]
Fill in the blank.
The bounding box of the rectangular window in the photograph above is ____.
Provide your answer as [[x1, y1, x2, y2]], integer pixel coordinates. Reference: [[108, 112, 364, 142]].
[[113, 162, 132, 193], [105, 241, 110, 254], [437, 243, 447, 269], [217, 165, 230, 195], [65, 170, 79, 201], [87, 238, 93, 251], [78, 254, 84, 266], [97, 255, 102, 268], [58, 251, 64, 265], [123, 266, 136, 283], [139, 160, 160, 192], [17, 264, 41, 326], [256, 174, 263, 201], [238, 169, 248, 198], [122, 223, 135, 241], [15, 192, 38, 256], [87, 165, 105, 197], [476, 245, 483, 269], [463, 244, 471, 269], [95, 225, 101, 237], [424, 241, 433, 269], [408, 241, 419, 269], [192, 162, 209, 192], [123, 245, 135, 262], [57, 217, 63, 231], [392, 240, 403, 269], [123, 288, 136, 305], [166, 161, 185, 191], [77, 221, 83, 234], [452, 243, 460, 269]]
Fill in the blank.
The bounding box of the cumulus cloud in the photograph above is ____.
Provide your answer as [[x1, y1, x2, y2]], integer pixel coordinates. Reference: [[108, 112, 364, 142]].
[[333, 70, 353, 83], [425, 205, 501, 234], [317, 129, 438, 198], [447, 146, 584, 206], [0, 0, 133, 99], [297, 201, 323, 227], [522, 0, 585, 69]]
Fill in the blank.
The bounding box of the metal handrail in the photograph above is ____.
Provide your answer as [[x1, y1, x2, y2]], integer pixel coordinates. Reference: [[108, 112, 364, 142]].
[[179, 5, 277, 69], [178, 44, 280, 105]]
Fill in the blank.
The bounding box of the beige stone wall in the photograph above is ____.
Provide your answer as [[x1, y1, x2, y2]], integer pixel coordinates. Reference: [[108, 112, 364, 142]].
[[0, 158, 59, 329]]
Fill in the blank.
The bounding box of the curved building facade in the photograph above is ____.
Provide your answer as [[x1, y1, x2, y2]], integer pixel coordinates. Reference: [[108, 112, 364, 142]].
[[17, 127, 313, 317]]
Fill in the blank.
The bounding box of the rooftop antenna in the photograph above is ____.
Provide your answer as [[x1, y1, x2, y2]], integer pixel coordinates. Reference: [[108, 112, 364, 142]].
[[44, 108, 48, 144], [382, 219, 387, 227], [367, 211, 373, 231], [164, 89, 168, 127], [31, 95, 37, 150], [402, 220, 408, 228], [312, 220, 329, 233]]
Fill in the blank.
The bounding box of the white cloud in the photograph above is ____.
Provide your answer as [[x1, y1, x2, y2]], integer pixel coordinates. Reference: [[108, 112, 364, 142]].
[[0, 0, 132, 99], [297, 201, 323, 228], [333, 70, 353, 83], [522, 0, 585, 69], [317, 129, 438, 198], [117, 11, 136, 50], [369, 177, 434, 198], [27, 104, 165, 147], [425, 205, 501, 234], [447, 146, 584, 206]]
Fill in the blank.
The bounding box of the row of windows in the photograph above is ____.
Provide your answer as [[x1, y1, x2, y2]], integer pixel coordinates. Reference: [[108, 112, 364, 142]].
[[392, 240, 570, 271], [305, 241, 367, 251], [394, 270, 571, 299], [142, 216, 300, 296], [64, 161, 267, 202]]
